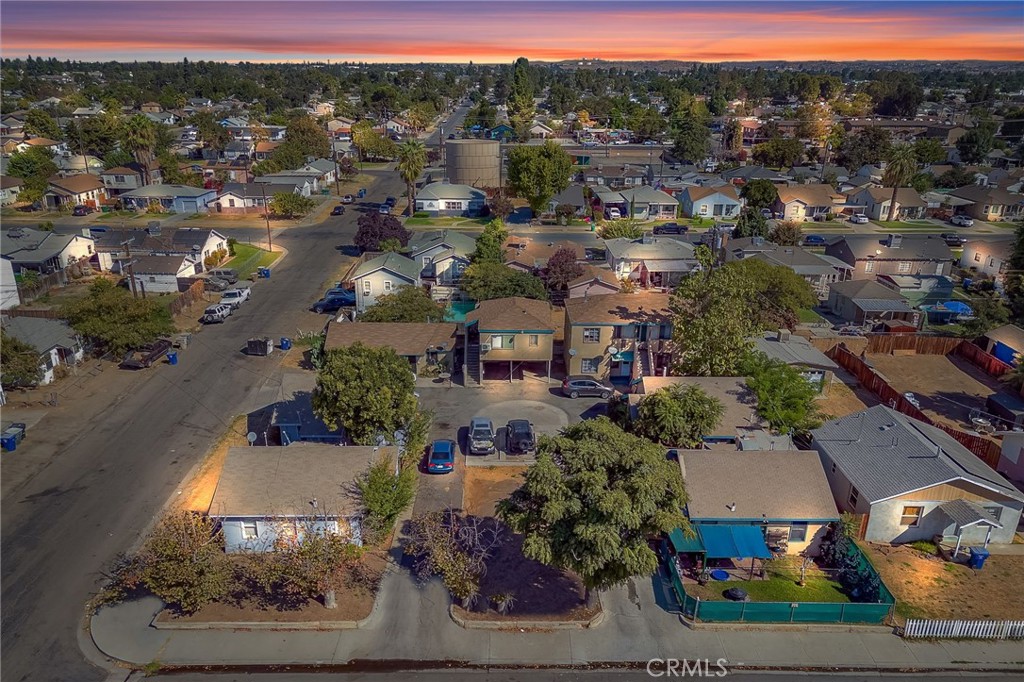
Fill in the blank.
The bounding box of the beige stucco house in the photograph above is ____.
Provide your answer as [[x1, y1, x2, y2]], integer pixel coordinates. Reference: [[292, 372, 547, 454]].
[[465, 297, 554, 383]]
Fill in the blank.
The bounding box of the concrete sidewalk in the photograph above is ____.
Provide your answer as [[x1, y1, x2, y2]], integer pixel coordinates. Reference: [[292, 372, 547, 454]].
[[89, 566, 1024, 672]]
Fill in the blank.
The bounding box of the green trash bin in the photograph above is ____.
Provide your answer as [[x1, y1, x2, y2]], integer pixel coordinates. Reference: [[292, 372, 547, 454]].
[[101, 206, 111, 213]]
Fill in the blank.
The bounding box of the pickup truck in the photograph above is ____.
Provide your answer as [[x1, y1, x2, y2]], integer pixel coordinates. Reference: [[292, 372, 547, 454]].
[[120, 339, 172, 369], [201, 304, 232, 324], [220, 286, 251, 309]]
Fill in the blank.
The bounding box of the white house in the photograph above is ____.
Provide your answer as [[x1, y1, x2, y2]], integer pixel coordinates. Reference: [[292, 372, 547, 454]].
[[0, 258, 21, 309], [215, 182, 300, 211], [414, 183, 487, 217], [43, 174, 107, 210], [677, 185, 741, 219], [619, 185, 678, 221], [17, 137, 69, 155], [847, 186, 927, 221], [604, 233, 698, 289], [408, 229, 476, 286], [960, 240, 1010, 284], [1, 227, 94, 274], [1, 316, 84, 385], [351, 252, 422, 312], [0, 175, 23, 205], [255, 174, 317, 196], [296, 158, 337, 185], [210, 444, 391, 552], [127, 255, 197, 294]]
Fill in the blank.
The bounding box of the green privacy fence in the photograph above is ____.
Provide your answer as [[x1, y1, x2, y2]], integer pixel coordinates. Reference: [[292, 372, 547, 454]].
[[662, 540, 894, 625]]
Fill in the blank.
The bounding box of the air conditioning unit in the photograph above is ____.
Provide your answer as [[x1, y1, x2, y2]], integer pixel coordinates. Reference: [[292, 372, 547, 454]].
[[480, 342, 491, 352]]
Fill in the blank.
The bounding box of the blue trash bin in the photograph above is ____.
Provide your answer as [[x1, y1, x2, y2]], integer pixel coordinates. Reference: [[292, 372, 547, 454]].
[[262, 267, 271, 279], [167, 351, 178, 366], [280, 337, 292, 351], [968, 546, 989, 570], [1, 434, 16, 452]]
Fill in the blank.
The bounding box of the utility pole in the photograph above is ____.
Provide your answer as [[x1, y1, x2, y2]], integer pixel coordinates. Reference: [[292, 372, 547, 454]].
[[820, 142, 833, 184], [333, 145, 342, 196], [121, 238, 138, 299], [259, 182, 272, 252]]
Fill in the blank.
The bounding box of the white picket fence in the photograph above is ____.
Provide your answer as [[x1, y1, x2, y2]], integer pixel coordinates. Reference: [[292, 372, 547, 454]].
[[904, 619, 1024, 640]]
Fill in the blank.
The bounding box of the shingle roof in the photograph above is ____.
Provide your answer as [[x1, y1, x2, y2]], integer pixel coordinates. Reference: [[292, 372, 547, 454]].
[[121, 184, 214, 199], [681, 450, 839, 522], [604, 236, 697, 263], [634, 376, 763, 434], [467, 297, 553, 332], [551, 184, 587, 207], [130, 255, 190, 274], [48, 174, 104, 194], [829, 279, 906, 300], [351, 252, 421, 282], [777, 183, 839, 207], [811, 405, 1024, 504], [937, 499, 1003, 529], [1, 316, 78, 353], [503, 238, 585, 269], [565, 292, 672, 325], [832, 235, 953, 261], [983, 324, 1024, 352], [209, 444, 390, 517], [417, 183, 487, 202], [681, 185, 740, 202], [619, 185, 677, 205], [858, 186, 927, 208], [1, 227, 84, 263], [752, 331, 839, 370], [221, 182, 300, 199], [0, 175, 24, 189], [324, 321, 457, 357], [568, 264, 621, 290], [950, 184, 1024, 207], [409, 230, 478, 259]]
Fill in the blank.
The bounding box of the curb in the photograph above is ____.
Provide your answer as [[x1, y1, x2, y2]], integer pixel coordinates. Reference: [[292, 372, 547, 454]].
[[448, 595, 604, 630], [680, 618, 896, 635], [151, 613, 365, 631]]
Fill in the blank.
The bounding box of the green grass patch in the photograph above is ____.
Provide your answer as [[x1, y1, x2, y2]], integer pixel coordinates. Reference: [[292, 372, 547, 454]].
[[686, 575, 850, 603], [908, 540, 938, 556], [225, 243, 277, 279], [404, 216, 491, 228], [94, 210, 140, 221], [358, 161, 391, 170], [873, 221, 939, 231], [989, 221, 1019, 229], [798, 308, 827, 324]]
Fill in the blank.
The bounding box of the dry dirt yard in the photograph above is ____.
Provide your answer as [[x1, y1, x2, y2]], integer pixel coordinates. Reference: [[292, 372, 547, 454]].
[[867, 353, 1005, 430], [860, 541, 1024, 621], [820, 381, 878, 419], [463, 466, 526, 516]]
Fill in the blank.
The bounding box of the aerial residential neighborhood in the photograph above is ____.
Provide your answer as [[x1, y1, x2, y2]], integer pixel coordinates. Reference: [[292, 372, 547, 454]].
[[1, 3, 1024, 682]]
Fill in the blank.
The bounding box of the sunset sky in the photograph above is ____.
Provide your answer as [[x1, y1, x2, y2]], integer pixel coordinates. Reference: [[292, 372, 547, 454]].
[[1, 1, 1022, 63]]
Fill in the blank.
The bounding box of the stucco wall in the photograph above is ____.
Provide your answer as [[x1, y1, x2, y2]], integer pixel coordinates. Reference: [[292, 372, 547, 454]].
[[480, 331, 553, 362], [355, 271, 415, 312], [865, 497, 1022, 545], [220, 516, 361, 553]]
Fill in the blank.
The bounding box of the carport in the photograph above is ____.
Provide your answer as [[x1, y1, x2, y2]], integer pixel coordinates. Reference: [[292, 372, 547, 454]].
[[668, 524, 773, 579]]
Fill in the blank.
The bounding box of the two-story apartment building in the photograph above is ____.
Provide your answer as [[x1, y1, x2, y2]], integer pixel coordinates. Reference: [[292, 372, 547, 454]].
[[563, 292, 673, 381], [465, 297, 554, 384], [100, 163, 163, 197], [824, 234, 954, 280]]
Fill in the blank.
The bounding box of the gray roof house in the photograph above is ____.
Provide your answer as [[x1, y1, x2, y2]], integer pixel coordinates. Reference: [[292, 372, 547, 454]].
[[811, 405, 1024, 546], [727, 237, 851, 297], [824, 234, 954, 280], [351, 252, 422, 313], [1, 227, 94, 273], [1, 315, 84, 385], [415, 183, 487, 217], [547, 184, 589, 215], [604, 234, 698, 289], [119, 184, 218, 214], [826, 279, 919, 327], [408, 229, 477, 285], [752, 329, 840, 391], [618, 185, 678, 221]]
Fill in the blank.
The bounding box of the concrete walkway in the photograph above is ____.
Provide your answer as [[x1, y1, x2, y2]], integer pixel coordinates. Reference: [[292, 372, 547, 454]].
[[89, 566, 1024, 672]]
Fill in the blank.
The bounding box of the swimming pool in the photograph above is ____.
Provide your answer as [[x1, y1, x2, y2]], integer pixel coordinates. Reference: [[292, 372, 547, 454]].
[[444, 300, 476, 322]]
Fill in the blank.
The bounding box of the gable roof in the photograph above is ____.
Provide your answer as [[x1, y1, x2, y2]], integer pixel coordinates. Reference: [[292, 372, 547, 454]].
[[681, 184, 740, 202], [1, 315, 78, 353], [324, 321, 457, 357], [811, 405, 1024, 504], [568, 264, 621, 290], [681, 450, 839, 522], [467, 297, 553, 332], [565, 292, 672, 325], [220, 182, 300, 199], [48, 174, 104, 194], [24, 137, 59, 147], [503, 238, 585, 269], [950, 184, 1024, 207], [856, 186, 927, 208], [604, 236, 697, 263], [417, 183, 487, 202], [830, 235, 953, 261], [983, 324, 1024, 351], [130, 255, 190, 275], [828, 279, 906, 301], [753, 331, 839, 370], [551, 184, 587, 207], [409, 229, 477, 259], [776, 183, 840, 207], [0, 175, 24, 189], [121, 184, 214, 199], [1, 227, 85, 263], [350, 252, 421, 282], [619, 185, 677, 205]]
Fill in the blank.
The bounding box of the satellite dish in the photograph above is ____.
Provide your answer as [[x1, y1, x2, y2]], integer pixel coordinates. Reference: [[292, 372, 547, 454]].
[[606, 345, 619, 355], [246, 432, 257, 444], [568, 348, 577, 356]]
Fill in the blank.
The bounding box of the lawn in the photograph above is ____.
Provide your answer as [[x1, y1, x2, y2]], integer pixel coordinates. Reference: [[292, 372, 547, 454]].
[[404, 216, 491, 228], [873, 221, 940, 231], [94, 210, 143, 221], [989, 221, 1020, 229], [685, 574, 850, 603], [225, 243, 277, 279], [798, 308, 827, 324]]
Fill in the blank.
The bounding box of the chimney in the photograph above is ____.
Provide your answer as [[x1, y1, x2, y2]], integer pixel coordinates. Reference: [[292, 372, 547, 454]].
[[887, 234, 902, 248], [777, 329, 791, 342]]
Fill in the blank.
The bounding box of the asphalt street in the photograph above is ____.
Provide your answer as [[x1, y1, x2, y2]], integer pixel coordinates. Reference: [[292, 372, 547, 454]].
[[425, 103, 470, 147], [0, 171, 407, 682]]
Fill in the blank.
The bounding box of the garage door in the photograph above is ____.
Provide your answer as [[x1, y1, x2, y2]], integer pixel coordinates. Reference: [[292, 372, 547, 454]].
[[180, 200, 199, 214]]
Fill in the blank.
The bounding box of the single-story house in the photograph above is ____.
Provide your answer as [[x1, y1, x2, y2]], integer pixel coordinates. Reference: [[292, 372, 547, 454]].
[[981, 324, 1024, 366], [774, 184, 844, 222], [563, 292, 673, 379], [619, 185, 678, 221], [144, 111, 178, 126], [726, 237, 851, 297], [210, 444, 391, 552], [677, 185, 741, 219], [215, 182, 300, 212], [503, 238, 585, 274], [222, 140, 254, 161], [753, 329, 840, 392], [414, 183, 487, 217], [0, 315, 84, 385], [255, 173, 318, 196], [567, 265, 622, 299], [254, 141, 280, 160], [92, 227, 227, 265], [127, 255, 197, 294], [812, 405, 1024, 547], [547, 184, 589, 216], [604, 233, 698, 289], [17, 137, 68, 155], [466, 297, 554, 383], [351, 252, 421, 313], [296, 158, 337, 185], [580, 165, 648, 188], [1, 227, 94, 274], [826, 279, 919, 327], [824, 234, 954, 280], [949, 185, 1024, 222], [487, 124, 514, 141], [679, 449, 839, 556], [847, 187, 927, 222], [960, 240, 1010, 283], [0, 175, 23, 205], [408, 229, 476, 286], [786, 165, 851, 183], [43, 174, 107, 210], [119, 185, 217, 214], [324, 321, 457, 374], [530, 122, 554, 139]]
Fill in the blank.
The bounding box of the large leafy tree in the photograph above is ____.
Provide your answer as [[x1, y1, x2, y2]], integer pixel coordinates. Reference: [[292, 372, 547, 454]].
[[867, 72, 924, 117], [23, 109, 62, 140], [670, 246, 764, 376], [959, 294, 1011, 338], [935, 167, 977, 189], [727, 258, 817, 330], [733, 208, 769, 239], [739, 179, 778, 210], [312, 342, 418, 445], [671, 113, 711, 164], [61, 279, 174, 355], [470, 219, 509, 263], [122, 114, 157, 182], [743, 353, 824, 434], [269, 192, 316, 217], [956, 125, 996, 165], [397, 139, 426, 215], [359, 285, 446, 323], [354, 212, 411, 252], [461, 262, 547, 301], [507, 57, 536, 141], [544, 247, 584, 290], [838, 126, 892, 169], [6, 146, 58, 204], [634, 384, 724, 448], [1001, 222, 1024, 321], [0, 329, 42, 388], [912, 138, 947, 165], [356, 455, 417, 539], [506, 140, 573, 216], [752, 137, 804, 168], [282, 114, 331, 159], [768, 220, 803, 246], [497, 417, 687, 599], [882, 144, 919, 222]]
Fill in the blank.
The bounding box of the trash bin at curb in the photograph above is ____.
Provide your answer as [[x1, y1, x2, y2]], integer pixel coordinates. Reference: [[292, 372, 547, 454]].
[[280, 337, 292, 351], [167, 351, 178, 365]]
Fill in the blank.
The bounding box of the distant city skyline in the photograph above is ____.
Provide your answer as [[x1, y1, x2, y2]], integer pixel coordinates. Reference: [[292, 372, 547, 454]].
[[1, 1, 1022, 63]]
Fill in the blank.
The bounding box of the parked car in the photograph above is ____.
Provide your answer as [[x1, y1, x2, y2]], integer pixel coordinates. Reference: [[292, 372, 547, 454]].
[[378, 203, 392, 215], [653, 222, 687, 235], [612, 139, 630, 145], [426, 439, 456, 474], [849, 213, 870, 224], [201, 304, 232, 324], [220, 286, 251, 309], [385, 196, 397, 208], [207, 268, 239, 284], [204, 276, 230, 292], [562, 375, 615, 399], [312, 290, 356, 313], [467, 417, 496, 455], [759, 208, 774, 219], [643, 140, 659, 146], [341, 194, 354, 204], [606, 207, 622, 220], [802, 234, 827, 246], [950, 214, 975, 227], [331, 205, 345, 216], [941, 232, 968, 246], [72, 204, 94, 216], [506, 420, 536, 454]]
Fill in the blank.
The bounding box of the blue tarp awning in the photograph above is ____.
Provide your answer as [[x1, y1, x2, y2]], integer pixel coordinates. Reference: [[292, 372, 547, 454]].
[[942, 301, 973, 315], [695, 524, 773, 560], [669, 527, 705, 553]]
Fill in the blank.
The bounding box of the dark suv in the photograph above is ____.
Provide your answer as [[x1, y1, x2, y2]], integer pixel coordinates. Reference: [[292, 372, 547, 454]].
[[562, 375, 614, 399], [653, 222, 687, 235], [506, 420, 536, 454]]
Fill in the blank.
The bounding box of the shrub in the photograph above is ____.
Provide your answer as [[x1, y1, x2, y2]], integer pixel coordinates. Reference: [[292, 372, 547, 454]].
[[227, 237, 238, 256]]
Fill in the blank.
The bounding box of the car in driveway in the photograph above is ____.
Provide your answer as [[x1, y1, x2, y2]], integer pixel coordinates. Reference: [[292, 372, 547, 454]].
[[204, 276, 230, 292], [653, 222, 687, 235], [385, 196, 397, 208], [562, 375, 615, 399], [312, 290, 355, 313], [72, 204, 94, 216], [802, 234, 827, 246], [941, 232, 968, 246], [849, 213, 870, 224], [331, 205, 345, 216], [426, 439, 456, 474], [378, 203, 392, 215], [341, 194, 354, 204], [506, 419, 536, 454], [201, 304, 232, 324], [950, 214, 975, 227], [468, 417, 496, 454]]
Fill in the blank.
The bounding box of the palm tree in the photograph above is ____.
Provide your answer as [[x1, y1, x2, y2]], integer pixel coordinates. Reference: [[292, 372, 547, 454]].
[[397, 139, 426, 216], [882, 144, 919, 223], [122, 114, 157, 186]]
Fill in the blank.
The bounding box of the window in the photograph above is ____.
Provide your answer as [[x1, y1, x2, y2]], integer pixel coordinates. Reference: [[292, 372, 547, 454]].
[[362, 280, 371, 295], [241, 521, 258, 539], [444, 201, 461, 210], [699, 204, 709, 216], [114, 174, 126, 183], [490, 334, 514, 349], [789, 522, 808, 543], [528, 334, 539, 347], [900, 506, 924, 527], [384, 280, 394, 292], [848, 485, 860, 508], [148, 276, 156, 283], [864, 261, 875, 273], [583, 328, 601, 343], [228, 199, 235, 208], [580, 358, 598, 373], [974, 252, 982, 262], [897, 261, 911, 273], [983, 205, 990, 214], [988, 257, 995, 267], [982, 505, 1003, 523], [422, 256, 432, 266]]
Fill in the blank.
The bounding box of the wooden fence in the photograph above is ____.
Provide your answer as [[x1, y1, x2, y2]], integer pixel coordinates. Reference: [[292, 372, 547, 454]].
[[2, 308, 63, 320], [864, 334, 963, 356], [904, 619, 1024, 640], [955, 340, 1013, 378], [168, 279, 205, 318], [828, 344, 1002, 470]]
